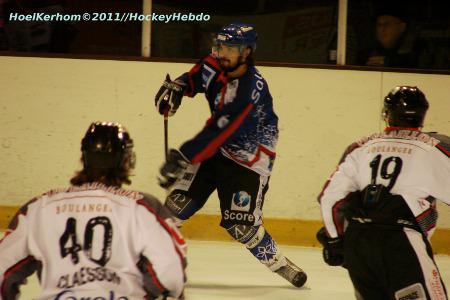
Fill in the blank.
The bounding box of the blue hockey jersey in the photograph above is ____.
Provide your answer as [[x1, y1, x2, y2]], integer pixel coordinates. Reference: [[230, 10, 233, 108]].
[[177, 54, 279, 176]]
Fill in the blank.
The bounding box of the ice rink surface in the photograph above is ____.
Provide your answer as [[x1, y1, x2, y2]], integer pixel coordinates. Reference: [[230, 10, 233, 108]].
[[15, 239, 450, 300]]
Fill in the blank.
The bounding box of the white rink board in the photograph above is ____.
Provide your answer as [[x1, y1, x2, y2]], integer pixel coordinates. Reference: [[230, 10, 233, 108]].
[[1, 56, 449, 226]]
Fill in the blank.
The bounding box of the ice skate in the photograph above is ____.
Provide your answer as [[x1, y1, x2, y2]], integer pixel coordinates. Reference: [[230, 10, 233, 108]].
[[275, 258, 307, 288]]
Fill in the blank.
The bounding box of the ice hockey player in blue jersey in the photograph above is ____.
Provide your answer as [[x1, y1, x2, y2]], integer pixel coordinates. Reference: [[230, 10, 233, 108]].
[[154, 23, 307, 288]]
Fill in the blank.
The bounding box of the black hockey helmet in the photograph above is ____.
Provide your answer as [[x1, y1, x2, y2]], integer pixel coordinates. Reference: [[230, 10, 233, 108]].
[[81, 121, 135, 170], [382, 86, 429, 127]]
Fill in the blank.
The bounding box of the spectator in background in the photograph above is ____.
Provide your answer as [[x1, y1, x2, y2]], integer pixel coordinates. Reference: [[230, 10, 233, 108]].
[[357, 6, 422, 68]]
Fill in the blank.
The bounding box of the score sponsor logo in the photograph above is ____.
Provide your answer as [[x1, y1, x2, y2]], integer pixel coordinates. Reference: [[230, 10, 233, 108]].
[[223, 210, 255, 222], [224, 191, 254, 222], [231, 191, 251, 212]]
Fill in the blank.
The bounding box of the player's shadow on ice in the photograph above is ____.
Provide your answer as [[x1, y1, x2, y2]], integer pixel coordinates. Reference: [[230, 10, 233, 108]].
[[186, 282, 310, 291]]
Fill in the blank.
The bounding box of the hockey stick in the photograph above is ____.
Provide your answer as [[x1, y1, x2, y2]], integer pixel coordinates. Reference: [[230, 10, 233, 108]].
[[164, 110, 169, 161]]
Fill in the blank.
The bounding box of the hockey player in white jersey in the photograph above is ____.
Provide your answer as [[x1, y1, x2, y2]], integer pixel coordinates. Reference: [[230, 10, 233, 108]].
[[0, 122, 187, 300], [317, 86, 449, 299]]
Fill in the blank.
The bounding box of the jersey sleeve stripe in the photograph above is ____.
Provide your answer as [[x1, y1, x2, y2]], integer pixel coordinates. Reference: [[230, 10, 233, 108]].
[[317, 167, 338, 203], [7, 197, 38, 232], [203, 55, 221, 70], [338, 142, 360, 164], [136, 200, 187, 269], [416, 207, 433, 221], [137, 255, 172, 298], [184, 55, 221, 98], [185, 63, 201, 97], [317, 143, 360, 202], [436, 144, 450, 158], [415, 206, 438, 235], [191, 103, 254, 164], [1, 256, 35, 298], [332, 199, 346, 236], [144, 260, 167, 294], [224, 144, 275, 167], [0, 231, 12, 245]]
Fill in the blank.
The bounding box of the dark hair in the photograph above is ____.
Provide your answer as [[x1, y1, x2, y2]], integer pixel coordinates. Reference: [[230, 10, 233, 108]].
[[70, 155, 132, 187], [73, 121, 135, 187], [246, 47, 255, 65]]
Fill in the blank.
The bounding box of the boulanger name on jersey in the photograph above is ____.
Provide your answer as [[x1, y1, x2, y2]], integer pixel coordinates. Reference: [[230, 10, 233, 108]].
[[319, 128, 450, 238], [0, 183, 187, 299]]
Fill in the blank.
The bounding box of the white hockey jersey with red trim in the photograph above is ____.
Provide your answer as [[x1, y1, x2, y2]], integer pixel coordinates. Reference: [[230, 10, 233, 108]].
[[319, 128, 450, 238], [0, 183, 187, 300]]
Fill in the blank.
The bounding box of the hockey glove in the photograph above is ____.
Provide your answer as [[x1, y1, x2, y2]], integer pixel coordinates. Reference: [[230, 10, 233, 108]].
[[155, 74, 185, 116], [158, 149, 190, 189], [316, 227, 345, 267]]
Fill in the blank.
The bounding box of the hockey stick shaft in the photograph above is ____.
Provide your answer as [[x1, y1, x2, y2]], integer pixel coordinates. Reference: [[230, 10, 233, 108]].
[[164, 111, 169, 161]]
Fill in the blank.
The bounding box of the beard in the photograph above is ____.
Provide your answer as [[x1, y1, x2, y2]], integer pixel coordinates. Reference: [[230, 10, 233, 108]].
[[219, 57, 242, 72]]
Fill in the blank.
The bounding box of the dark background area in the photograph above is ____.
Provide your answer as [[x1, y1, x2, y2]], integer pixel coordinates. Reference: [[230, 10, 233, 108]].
[[0, 0, 448, 70]]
